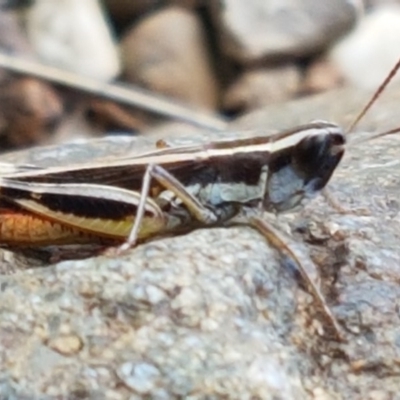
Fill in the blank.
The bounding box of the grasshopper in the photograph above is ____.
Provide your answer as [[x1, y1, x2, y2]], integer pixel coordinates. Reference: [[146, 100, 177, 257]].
[[0, 59, 399, 341], [0, 121, 344, 244]]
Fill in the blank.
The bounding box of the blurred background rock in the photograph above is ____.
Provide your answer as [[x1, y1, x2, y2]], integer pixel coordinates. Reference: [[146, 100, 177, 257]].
[[0, 0, 398, 148]]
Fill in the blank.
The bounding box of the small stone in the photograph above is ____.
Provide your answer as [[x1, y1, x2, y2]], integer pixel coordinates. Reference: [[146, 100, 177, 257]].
[[0, 77, 63, 148], [104, 0, 200, 27], [117, 362, 160, 394], [330, 4, 400, 89], [78, 281, 100, 298], [121, 6, 219, 110], [145, 285, 167, 304], [368, 390, 390, 400], [104, 0, 159, 26], [129, 284, 166, 304], [212, 0, 358, 63], [350, 359, 368, 372], [312, 387, 333, 400], [302, 57, 343, 94], [223, 65, 301, 112], [48, 334, 83, 356], [0, 10, 35, 61], [26, 0, 120, 80], [325, 222, 343, 239]]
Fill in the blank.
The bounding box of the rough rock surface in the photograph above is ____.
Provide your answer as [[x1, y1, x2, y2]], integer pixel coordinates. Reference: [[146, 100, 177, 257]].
[[0, 84, 400, 398]]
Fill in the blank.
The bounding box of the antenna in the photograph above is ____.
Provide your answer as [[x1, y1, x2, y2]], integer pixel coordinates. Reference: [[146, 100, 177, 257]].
[[346, 57, 400, 134], [350, 125, 400, 146]]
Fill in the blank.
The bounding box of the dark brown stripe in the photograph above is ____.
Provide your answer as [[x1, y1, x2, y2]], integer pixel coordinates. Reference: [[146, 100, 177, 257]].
[[0, 187, 142, 220]]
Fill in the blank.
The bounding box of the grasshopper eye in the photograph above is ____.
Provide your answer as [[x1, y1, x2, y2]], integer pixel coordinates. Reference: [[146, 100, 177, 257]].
[[289, 131, 345, 196], [331, 132, 346, 146], [293, 132, 345, 178]]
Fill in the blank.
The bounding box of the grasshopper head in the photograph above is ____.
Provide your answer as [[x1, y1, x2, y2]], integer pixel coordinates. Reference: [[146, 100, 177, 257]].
[[264, 122, 345, 212]]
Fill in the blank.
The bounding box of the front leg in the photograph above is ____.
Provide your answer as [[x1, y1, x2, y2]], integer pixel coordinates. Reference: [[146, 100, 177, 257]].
[[121, 163, 220, 251]]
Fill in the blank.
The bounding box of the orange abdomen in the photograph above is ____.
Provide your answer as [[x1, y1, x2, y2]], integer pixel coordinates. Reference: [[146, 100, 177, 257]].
[[0, 209, 97, 245]]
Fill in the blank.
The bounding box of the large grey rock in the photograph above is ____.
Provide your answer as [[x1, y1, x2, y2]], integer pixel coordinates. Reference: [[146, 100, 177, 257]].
[[0, 83, 400, 398], [0, 229, 317, 399]]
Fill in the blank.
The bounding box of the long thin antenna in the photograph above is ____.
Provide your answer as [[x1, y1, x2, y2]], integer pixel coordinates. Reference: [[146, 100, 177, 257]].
[[350, 126, 400, 146], [346, 57, 400, 134]]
